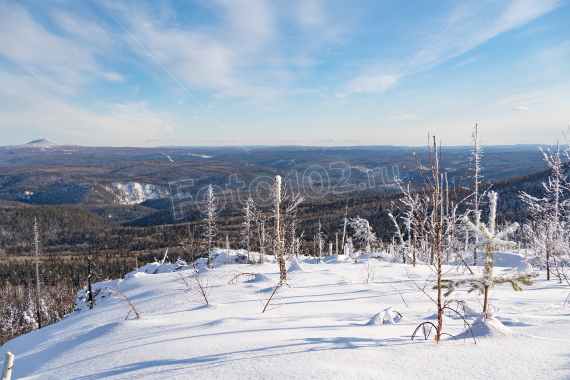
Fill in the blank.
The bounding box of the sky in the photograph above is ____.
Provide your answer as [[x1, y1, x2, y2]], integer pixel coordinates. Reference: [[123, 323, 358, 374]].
[[0, 0, 568, 148]]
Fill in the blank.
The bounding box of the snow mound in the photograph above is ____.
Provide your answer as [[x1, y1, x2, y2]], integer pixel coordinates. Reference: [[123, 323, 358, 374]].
[[249, 273, 273, 283], [322, 254, 349, 263], [458, 309, 514, 340], [426, 312, 453, 323], [466, 316, 513, 339], [210, 248, 248, 267], [129, 262, 180, 276], [322, 255, 339, 263], [367, 307, 401, 325], [288, 258, 305, 273], [495, 315, 529, 326], [372, 251, 393, 261], [494, 251, 531, 272]]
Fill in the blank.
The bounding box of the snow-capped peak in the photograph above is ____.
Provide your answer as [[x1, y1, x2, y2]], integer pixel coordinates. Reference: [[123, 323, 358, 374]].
[[26, 138, 63, 147], [1, 138, 74, 150]]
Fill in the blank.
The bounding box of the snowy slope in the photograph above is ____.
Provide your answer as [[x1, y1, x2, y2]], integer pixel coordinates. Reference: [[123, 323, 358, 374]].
[[2, 252, 570, 380], [109, 182, 169, 204]]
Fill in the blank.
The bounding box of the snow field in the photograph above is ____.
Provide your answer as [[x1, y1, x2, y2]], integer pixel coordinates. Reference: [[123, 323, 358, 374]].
[[3, 252, 570, 380]]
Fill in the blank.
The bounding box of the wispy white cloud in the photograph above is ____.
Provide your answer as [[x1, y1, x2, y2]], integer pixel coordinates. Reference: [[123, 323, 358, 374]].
[[416, 0, 562, 68], [513, 106, 529, 111], [0, 2, 124, 95], [453, 56, 481, 68], [340, 74, 398, 97], [0, 0, 566, 146], [339, 0, 562, 97], [0, 71, 176, 146]]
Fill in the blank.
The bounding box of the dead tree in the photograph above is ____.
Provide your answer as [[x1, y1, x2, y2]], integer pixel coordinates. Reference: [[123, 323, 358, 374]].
[[33, 218, 42, 329], [201, 184, 218, 268], [272, 175, 303, 282], [87, 256, 95, 309], [394, 135, 469, 342]]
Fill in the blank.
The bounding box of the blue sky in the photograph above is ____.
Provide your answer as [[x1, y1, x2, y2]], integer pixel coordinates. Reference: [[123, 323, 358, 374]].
[[0, 0, 568, 147]]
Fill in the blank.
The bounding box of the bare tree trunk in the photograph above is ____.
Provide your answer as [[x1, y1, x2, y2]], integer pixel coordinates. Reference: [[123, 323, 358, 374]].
[[261, 220, 265, 264], [335, 232, 339, 262], [2, 351, 14, 380], [546, 244, 551, 281], [483, 285, 490, 313], [274, 176, 287, 282], [87, 257, 94, 309]]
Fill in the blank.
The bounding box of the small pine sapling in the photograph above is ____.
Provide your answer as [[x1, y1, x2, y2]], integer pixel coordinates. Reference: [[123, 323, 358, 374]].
[[443, 191, 538, 313]]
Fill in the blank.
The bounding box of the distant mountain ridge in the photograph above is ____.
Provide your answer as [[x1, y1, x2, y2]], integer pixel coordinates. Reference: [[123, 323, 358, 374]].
[[1, 138, 565, 152], [0, 138, 76, 150]]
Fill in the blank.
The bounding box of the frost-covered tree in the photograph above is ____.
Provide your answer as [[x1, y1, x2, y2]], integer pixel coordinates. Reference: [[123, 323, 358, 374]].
[[394, 136, 469, 341], [33, 217, 42, 329], [444, 191, 537, 313], [87, 256, 95, 309], [258, 217, 267, 264], [470, 124, 484, 266], [273, 176, 285, 280], [349, 216, 377, 254], [521, 145, 568, 281], [271, 175, 303, 282], [388, 202, 416, 265], [335, 232, 339, 262], [241, 197, 256, 263], [225, 235, 231, 265], [201, 184, 218, 268], [341, 205, 348, 254], [315, 220, 324, 263]]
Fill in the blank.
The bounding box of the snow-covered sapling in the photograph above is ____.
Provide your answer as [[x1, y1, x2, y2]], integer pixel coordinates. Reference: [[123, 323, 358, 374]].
[[348, 216, 377, 256], [241, 197, 256, 263], [520, 144, 568, 282], [360, 259, 379, 283], [273, 175, 286, 280], [443, 191, 537, 313], [201, 184, 218, 268], [470, 124, 484, 266]]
